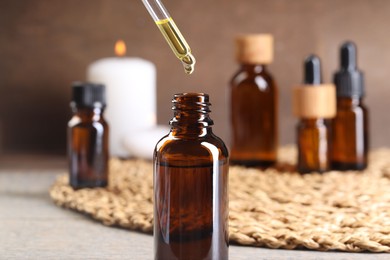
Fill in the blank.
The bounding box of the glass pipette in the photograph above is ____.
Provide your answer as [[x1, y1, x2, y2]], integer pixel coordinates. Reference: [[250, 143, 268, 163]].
[[142, 0, 196, 74]]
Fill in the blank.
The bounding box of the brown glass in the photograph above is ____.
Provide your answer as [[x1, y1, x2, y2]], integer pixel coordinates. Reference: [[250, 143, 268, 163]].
[[331, 97, 368, 170], [230, 64, 278, 167], [154, 93, 229, 260], [297, 118, 330, 173], [68, 106, 109, 189]]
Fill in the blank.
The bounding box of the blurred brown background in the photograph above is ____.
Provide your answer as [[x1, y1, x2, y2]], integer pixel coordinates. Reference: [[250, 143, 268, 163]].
[[0, 0, 389, 155]]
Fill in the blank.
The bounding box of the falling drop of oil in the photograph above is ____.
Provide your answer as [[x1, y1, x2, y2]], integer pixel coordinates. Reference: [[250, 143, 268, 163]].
[[181, 53, 196, 74]]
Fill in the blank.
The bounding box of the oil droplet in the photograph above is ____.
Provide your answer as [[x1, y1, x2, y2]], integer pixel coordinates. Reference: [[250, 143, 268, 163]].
[[181, 53, 196, 74]]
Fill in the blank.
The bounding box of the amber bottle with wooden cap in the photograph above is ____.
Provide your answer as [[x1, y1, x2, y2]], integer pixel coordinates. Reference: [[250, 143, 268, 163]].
[[154, 93, 229, 260], [68, 82, 109, 189], [293, 55, 336, 174], [230, 34, 278, 167], [331, 42, 369, 170]]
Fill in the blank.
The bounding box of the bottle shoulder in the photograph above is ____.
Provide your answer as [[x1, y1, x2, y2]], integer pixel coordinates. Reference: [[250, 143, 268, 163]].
[[68, 115, 108, 128], [336, 99, 368, 115], [231, 68, 277, 91], [335, 106, 368, 121], [297, 119, 329, 129], [154, 132, 229, 163]]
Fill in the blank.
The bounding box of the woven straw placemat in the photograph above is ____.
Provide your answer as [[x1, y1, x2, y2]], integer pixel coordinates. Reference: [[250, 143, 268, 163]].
[[50, 147, 390, 252]]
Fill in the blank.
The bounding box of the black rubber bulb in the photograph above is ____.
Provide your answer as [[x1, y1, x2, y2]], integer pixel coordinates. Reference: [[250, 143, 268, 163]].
[[334, 41, 364, 98], [341, 41, 357, 71], [304, 54, 322, 85]]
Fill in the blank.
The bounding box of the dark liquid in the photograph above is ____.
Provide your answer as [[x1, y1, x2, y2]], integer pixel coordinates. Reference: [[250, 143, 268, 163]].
[[331, 98, 368, 171], [154, 162, 228, 260], [68, 120, 108, 189], [230, 65, 278, 167], [297, 119, 330, 173]]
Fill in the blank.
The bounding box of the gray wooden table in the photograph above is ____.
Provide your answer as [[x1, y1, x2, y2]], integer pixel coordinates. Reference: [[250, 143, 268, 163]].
[[0, 156, 388, 259]]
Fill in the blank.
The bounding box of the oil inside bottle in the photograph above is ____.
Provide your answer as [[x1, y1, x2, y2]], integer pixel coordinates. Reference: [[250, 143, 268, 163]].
[[154, 162, 228, 260], [156, 17, 196, 74]]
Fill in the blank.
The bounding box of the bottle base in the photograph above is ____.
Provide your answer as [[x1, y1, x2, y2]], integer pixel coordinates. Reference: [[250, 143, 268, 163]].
[[70, 180, 108, 189], [297, 168, 328, 174], [230, 159, 275, 168], [297, 165, 329, 174], [331, 161, 367, 171]]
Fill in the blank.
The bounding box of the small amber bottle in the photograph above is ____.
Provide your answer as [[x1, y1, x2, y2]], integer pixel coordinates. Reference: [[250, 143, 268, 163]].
[[230, 34, 278, 167], [331, 42, 369, 170], [68, 82, 109, 189], [154, 93, 229, 260], [293, 55, 336, 174]]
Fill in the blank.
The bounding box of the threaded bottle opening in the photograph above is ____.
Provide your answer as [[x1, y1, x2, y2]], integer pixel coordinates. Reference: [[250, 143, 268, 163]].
[[172, 93, 211, 113], [170, 93, 213, 127]]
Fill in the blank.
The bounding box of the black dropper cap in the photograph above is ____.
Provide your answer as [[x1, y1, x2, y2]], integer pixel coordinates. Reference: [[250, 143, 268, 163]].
[[334, 41, 364, 97], [304, 54, 322, 85], [71, 82, 106, 108]]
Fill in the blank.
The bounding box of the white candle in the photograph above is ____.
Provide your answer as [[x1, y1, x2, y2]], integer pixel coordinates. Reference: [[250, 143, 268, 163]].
[[87, 40, 156, 158]]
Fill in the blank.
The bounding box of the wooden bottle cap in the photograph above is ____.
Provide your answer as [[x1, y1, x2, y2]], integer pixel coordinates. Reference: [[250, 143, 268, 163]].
[[235, 34, 273, 64], [293, 84, 336, 118]]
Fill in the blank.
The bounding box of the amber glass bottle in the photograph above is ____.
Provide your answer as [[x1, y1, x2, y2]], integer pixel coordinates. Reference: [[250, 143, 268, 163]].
[[154, 93, 229, 260], [331, 42, 369, 170], [68, 82, 109, 189], [297, 118, 330, 173], [294, 55, 336, 173], [230, 34, 278, 167]]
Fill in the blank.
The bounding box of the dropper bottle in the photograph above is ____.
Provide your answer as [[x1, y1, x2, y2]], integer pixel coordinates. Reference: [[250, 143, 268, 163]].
[[142, 0, 196, 74], [331, 42, 369, 170], [293, 55, 336, 173]]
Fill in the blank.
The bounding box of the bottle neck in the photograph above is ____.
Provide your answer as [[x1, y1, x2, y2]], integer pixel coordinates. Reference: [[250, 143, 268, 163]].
[[299, 118, 326, 127], [72, 106, 104, 121], [169, 93, 214, 138], [337, 97, 363, 108], [240, 63, 267, 74]]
